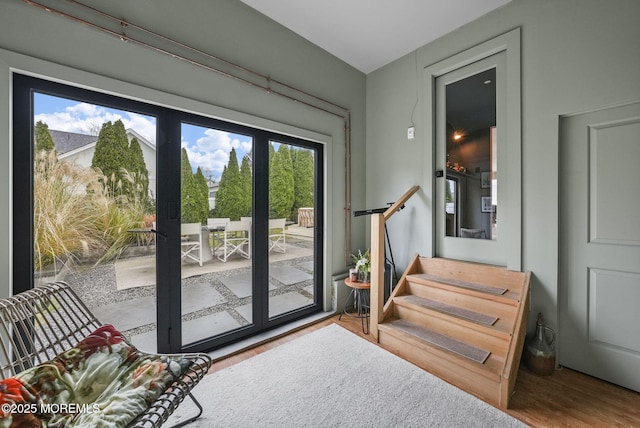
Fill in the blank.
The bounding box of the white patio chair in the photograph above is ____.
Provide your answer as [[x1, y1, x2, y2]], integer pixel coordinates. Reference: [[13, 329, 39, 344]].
[[181, 222, 204, 266], [207, 217, 230, 229], [207, 217, 229, 255], [217, 220, 251, 262], [268, 218, 286, 253], [241, 216, 252, 223]]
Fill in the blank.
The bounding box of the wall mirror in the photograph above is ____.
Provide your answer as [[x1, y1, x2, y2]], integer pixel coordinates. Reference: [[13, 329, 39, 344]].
[[426, 27, 521, 269], [445, 67, 497, 240]]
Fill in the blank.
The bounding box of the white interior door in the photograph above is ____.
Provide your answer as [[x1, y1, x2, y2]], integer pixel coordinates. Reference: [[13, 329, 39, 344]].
[[559, 101, 640, 392]]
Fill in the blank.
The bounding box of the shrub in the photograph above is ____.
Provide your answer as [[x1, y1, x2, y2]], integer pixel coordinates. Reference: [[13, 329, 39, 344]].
[[34, 151, 148, 272]]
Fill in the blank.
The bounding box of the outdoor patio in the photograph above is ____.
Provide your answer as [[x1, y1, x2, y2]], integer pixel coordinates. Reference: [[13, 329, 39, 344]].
[[53, 225, 316, 353]]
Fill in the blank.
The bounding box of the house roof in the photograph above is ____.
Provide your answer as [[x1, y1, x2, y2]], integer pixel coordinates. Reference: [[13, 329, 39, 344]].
[[48, 129, 98, 154], [49, 129, 156, 156]]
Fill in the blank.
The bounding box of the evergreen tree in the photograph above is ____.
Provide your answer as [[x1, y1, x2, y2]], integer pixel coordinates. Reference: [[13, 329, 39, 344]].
[[34, 121, 56, 153], [214, 148, 243, 220], [269, 144, 294, 219], [194, 167, 210, 223], [180, 148, 200, 223], [445, 180, 453, 203], [291, 148, 314, 220], [128, 137, 149, 207], [91, 120, 130, 199], [268, 142, 275, 164], [240, 155, 253, 217]]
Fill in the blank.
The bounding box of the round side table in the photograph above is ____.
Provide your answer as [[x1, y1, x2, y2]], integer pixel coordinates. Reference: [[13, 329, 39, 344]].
[[339, 278, 371, 334]]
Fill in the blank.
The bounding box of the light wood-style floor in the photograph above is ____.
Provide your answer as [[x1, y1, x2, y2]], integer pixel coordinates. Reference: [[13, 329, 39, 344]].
[[210, 315, 640, 427]]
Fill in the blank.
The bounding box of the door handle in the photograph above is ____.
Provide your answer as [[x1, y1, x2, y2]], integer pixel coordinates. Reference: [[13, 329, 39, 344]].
[[150, 229, 167, 240], [435, 170, 444, 177]]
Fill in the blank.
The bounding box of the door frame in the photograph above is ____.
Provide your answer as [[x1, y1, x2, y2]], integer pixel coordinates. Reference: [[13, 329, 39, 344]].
[[12, 73, 325, 354], [434, 53, 505, 265], [422, 28, 522, 270]]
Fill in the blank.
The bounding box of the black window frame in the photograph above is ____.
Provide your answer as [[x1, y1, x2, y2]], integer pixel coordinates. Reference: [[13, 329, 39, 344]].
[[13, 73, 324, 353]]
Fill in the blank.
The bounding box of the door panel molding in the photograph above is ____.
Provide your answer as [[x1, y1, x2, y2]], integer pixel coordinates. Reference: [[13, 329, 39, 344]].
[[588, 119, 640, 246]]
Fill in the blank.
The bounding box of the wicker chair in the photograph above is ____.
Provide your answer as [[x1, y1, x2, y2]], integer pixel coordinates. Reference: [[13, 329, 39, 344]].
[[0, 282, 212, 428]]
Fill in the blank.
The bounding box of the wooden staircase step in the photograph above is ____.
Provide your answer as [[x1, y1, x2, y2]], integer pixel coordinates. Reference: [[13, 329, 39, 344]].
[[408, 273, 521, 303], [388, 319, 491, 364], [394, 294, 498, 325], [373, 256, 531, 408], [417, 273, 507, 295], [404, 281, 516, 327], [393, 304, 510, 354]]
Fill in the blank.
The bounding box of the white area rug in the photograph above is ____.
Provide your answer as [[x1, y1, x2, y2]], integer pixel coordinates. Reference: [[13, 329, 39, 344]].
[[168, 324, 526, 427]]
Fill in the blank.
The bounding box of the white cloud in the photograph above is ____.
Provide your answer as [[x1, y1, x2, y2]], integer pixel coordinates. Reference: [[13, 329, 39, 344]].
[[182, 129, 252, 179], [36, 97, 258, 179], [34, 102, 157, 144]]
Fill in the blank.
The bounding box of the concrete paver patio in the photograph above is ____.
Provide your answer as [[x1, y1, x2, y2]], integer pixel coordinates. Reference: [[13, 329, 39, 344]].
[[78, 233, 316, 353]]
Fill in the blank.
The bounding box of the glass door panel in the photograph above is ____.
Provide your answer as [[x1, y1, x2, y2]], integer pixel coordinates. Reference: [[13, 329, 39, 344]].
[[267, 140, 316, 319], [180, 124, 254, 347], [32, 92, 159, 352]]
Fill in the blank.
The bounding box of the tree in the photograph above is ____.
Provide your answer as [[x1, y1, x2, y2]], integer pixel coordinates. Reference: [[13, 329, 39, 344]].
[[214, 148, 243, 220], [127, 137, 150, 208], [194, 167, 210, 223], [269, 144, 294, 219], [240, 155, 253, 217], [34, 121, 56, 153], [445, 180, 453, 203], [291, 148, 314, 220], [91, 120, 130, 199], [180, 148, 200, 223]]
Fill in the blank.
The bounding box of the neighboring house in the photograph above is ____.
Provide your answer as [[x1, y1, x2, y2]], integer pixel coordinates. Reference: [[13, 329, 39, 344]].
[[206, 178, 218, 211], [49, 128, 157, 199]]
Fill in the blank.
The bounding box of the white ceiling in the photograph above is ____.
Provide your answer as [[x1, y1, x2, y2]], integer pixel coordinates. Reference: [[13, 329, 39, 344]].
[[239, 0, 511, 74]]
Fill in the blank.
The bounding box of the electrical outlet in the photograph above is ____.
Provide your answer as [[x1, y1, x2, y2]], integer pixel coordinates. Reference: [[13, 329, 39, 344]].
[[407, 126, 415, 140]]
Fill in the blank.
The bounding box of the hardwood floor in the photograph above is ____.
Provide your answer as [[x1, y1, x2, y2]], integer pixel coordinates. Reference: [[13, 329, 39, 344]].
[[209, 315, 640, 427]]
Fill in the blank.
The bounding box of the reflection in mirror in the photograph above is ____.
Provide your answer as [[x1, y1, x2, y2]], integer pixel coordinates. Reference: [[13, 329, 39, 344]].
[[445, 68, 497, 240]]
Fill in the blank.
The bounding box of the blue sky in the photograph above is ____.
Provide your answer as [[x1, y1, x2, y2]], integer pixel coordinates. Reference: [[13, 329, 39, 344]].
[[34, 93, 252, 180]]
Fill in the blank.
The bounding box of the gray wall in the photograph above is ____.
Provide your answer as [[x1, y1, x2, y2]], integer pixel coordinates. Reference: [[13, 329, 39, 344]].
[[366, 0, 640, 332], [0, 0, 366, 301]]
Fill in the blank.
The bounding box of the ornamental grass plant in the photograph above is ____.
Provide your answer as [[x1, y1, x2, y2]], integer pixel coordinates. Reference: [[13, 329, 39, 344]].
[[33, 150, 148, 273]]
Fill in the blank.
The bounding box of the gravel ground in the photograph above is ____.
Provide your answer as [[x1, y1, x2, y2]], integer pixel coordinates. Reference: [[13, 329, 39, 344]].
[[59, 237, 316, 340]]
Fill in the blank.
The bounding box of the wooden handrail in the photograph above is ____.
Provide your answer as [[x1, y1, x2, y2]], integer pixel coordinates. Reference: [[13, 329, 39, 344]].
[[383, 185, 420, 221], [370, 185, 420, 340]]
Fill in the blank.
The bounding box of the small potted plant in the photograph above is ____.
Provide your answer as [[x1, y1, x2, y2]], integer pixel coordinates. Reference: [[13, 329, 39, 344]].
[[352, 249, 371, 283]]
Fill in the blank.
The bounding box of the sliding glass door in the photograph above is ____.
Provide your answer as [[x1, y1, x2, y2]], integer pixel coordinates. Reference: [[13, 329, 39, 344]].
[[267, 140, 317, 320], [13, 74, 323, 353], [176, 117, 324, 352]]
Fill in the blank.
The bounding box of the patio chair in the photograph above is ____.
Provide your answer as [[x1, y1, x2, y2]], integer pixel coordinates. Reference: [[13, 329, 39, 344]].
[[268, 218, 286, 253], [207, 217, 229, 255], [217, 220, 251, 262], [0, 282, 211, 428], [181, 223, 204, 266]]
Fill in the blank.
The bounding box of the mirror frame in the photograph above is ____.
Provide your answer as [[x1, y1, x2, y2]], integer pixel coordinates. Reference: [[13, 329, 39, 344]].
[[423, 28, 522, 270]]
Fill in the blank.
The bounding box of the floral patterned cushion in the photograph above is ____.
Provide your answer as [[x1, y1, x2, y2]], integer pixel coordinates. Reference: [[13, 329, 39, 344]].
[[0, 324, 191, 428]]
